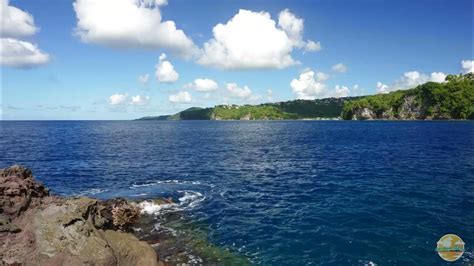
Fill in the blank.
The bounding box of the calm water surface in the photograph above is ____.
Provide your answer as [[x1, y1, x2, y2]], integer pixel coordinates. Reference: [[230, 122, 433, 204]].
[[1, 121, 473, 265]]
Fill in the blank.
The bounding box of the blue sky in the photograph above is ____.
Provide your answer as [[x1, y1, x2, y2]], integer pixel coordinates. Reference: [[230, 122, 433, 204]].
[[1, 0, 473, 120]]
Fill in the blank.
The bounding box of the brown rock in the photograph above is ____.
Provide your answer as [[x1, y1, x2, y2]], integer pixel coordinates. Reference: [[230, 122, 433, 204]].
[[0, 166, 159, 266], [103, 230, 159, 266], [0, 165, 49, 218]]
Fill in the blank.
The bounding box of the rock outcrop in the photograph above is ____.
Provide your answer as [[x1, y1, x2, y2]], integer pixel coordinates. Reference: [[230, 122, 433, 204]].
[[351, 107, 376, 120], [0, 165, 158, 266], [350, 95, 427, 120]]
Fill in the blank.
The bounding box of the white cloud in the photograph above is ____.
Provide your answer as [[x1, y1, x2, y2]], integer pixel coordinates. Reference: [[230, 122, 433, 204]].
[[351, 84, 364, 96], [1, 38, 50, 68], [332, 62, 347, 73], [184, 78, 218, 92], [108, 93, 129, 105], [169, 91, 192, 103], [154, 0, 168, 6], [332, 85, 350, 98], [155, 53, 179, 83], [225, 83, 254, 99], [290, 69, 328, 99], [315, 71, 330, 82], [430, 72, 447, 83], [198, 9, 319, 70], [0, 1, 49, 69], [376, 81, 390, 94], [304, 40, 322, 52], [0, 0, 38, 38], [376, 70, 448, 94], [138, 74, 149, 84], [461, 60, 473, 74], [131, 95, 150, 106], [73, 0, 198, 57], [278, 9, 304, 47]]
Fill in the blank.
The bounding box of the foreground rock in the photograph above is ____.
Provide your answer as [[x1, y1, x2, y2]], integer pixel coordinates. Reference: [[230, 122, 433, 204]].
[[0, 165, 158, 266]]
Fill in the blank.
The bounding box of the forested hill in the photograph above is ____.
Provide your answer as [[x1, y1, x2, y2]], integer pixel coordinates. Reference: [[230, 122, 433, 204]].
[[136, 97, 358, 120], [137, 73, 473, 121], [342, 73, 474, 120]]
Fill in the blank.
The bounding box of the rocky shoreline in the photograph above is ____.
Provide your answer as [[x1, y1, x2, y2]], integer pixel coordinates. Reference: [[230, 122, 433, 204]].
[[0, 165, 249, 265]]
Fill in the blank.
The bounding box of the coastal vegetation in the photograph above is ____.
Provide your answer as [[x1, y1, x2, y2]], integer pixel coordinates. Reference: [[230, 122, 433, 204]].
[[137, 73, 473, 121], [342, 73, 474, 120], [137, 97, 354, 120]]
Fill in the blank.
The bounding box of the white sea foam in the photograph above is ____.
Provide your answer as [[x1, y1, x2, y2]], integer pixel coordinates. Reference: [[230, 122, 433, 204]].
[[138, 201, 178, 215], [138, 190, 205, 215], [178, 190, 204, 206], [131, 180, 202, 188], [76, 188, 108, 196]]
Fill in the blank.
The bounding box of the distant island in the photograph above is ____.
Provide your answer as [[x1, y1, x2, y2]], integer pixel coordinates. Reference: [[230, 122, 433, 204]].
[[137, 73, 473, 121]]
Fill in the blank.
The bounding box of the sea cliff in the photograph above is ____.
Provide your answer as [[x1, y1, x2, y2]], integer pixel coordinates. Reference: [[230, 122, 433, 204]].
[[342, 73, 474, 120]]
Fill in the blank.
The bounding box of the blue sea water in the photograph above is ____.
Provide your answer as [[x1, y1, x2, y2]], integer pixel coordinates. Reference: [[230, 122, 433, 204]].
[[1, 121, 473, 265]]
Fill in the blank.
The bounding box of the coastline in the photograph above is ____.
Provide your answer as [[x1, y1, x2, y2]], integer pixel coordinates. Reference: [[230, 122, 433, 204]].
[[0, 165, 249, 265]]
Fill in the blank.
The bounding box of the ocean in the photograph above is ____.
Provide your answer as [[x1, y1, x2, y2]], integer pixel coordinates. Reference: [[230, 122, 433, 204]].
[[1, 120, 473, 265]]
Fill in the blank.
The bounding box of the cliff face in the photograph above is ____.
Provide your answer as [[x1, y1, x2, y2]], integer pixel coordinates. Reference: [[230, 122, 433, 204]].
[[350, 95, 426, 120], [344, 74, 474, 120], [0, 165, 158, 266]]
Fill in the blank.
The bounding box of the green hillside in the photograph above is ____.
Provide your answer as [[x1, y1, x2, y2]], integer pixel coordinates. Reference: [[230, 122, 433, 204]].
[[137, 97, 355, 121], [342, 73, 474, 120], [136, 74, 473, 121]]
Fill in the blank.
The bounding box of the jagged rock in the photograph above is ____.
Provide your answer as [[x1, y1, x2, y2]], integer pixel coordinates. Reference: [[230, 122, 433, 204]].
[[398, 95, 424, 119], [0, 166, 158, 266], [103, 230, 158, 266], [352, 107, 375, 120], [0, 165, 49, 218], [96, 198, 141, 231], [0, 215, 20, 233]]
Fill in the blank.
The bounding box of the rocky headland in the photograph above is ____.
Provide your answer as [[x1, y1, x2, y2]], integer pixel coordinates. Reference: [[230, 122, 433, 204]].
[[342, 73, 473, 120], [0, 165, 158, 265], [0, 165, 249, 265]]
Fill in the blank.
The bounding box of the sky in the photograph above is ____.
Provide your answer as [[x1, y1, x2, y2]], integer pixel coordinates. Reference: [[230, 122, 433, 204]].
[[1, 0, 473, 120]]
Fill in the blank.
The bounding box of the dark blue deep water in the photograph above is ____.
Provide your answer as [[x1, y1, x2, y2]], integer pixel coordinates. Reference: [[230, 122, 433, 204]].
[[1, 121, 473, 265]]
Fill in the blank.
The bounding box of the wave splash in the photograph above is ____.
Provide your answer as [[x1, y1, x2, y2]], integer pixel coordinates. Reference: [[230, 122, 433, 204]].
[[139, 190, 205, 215]]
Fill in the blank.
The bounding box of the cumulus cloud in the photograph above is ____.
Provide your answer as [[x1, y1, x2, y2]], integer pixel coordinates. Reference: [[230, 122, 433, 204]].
[[108, 93, 150, 106], [184, 78, 218, 92], [73, 0, 198, 57], [108, 93, 129, 105], [169, 91, 192, 103], [376, 81, 389, 94], [332, 62, 347, 73], [304, 40, 322, 52], [198, 9, 320, 70], [376, 70, 447, 94], [226, 83, 254, 99], [461, 60, 473, 74], [1, 38, 50, 68], [131, 95, 150, 106], [0, 1, 49, 68], [155, 53, 179, 83], [278, 9, 304, 47], [290, 69, 328, 99], [352, 84, 366, 96], [138, 74, 150, 84], [1, 0, 38, 38], [331, 85, 350, 98], [430, 72, 447, 83]]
